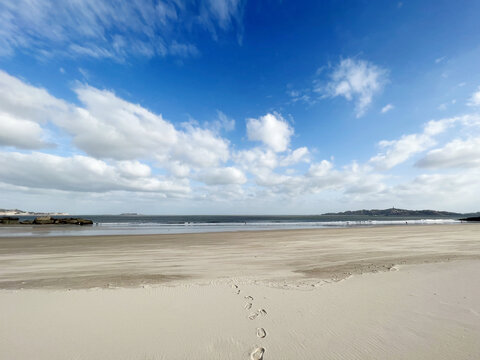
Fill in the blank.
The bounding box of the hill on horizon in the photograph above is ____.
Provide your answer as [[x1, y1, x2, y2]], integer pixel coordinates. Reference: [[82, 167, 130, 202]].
[[322, 207, 478, 217]]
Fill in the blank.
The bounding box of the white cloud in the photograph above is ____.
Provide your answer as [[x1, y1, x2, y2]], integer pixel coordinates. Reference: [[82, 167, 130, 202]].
[[170, 125, 230, 168], [279, 147, 310, 166], [370, 133, 436, 170], [368, 115, 472, 170], [0, 112, 52, 149], [196, 167, 246, 185], [307, 160, 334, 177], [199, 0, 245, 42], [3, 70, 480, 212], [321, 58, 388, 117], [383, 170, 480, 211], [467, 87, 480, 107], [416, 137, 480, 169], [381, 104, 394, 113], [246, 113, 293, 152], [288, 89, 313, 105], [214, 110, 235, 132], [0, 70, 233, 187], [169, 41, 200, 58], [68, 85, 178, 160], [0, 70, 69, 123], [0, 0, 245, 60], [0, 70, 68, 149], [235, 148, 278, 171], [0, 152, 190, 195]]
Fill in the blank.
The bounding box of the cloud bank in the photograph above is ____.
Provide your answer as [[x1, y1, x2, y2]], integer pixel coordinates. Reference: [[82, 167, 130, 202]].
[[1, 70, 480, 213]]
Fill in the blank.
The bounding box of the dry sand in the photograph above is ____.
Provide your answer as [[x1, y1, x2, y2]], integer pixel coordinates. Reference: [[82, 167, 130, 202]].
[[1, 224, 480, 359]]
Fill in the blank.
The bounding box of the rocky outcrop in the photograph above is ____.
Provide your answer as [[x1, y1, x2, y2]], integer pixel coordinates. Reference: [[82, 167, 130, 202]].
[[0, 217, 19, 224], [54, 218, 94, 225], [0, 216, 93, 226]]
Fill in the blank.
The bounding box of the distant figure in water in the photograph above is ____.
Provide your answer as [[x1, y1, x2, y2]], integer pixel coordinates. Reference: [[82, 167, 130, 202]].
[[405, 221, 408, 224]]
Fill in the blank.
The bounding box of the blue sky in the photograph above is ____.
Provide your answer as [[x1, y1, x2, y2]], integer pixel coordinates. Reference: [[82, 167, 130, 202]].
[[1, 0, 480, 214]]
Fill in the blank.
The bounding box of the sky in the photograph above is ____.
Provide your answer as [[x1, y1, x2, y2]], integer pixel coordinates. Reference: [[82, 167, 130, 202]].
[[1, 0, 480, 214]]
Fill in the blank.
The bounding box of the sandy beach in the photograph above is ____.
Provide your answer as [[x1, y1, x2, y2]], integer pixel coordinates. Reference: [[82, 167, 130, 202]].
[[1, 224, 480, 359]]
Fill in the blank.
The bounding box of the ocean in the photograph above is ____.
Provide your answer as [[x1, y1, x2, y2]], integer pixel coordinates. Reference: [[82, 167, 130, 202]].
[[0, 214, 462, 237]]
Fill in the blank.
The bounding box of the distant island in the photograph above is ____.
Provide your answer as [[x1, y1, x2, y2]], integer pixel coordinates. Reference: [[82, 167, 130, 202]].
[[0, 208, 69, 216], [323, 207, 479, 217]]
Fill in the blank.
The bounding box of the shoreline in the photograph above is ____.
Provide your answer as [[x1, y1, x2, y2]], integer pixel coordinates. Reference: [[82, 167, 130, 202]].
[[1, 223, 480, 290], [0, 220, 471, 237], [0, 218, 466, 238]]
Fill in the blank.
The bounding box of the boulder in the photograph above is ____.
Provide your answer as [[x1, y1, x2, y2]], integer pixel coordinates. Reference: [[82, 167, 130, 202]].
[[33, 216, 55, 224]]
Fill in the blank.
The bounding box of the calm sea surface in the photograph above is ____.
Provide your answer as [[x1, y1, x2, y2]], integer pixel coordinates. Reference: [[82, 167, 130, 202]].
[[0, 214, 462, 237]]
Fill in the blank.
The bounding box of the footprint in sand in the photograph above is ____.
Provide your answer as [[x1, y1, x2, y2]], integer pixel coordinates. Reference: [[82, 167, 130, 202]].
[[256, 328, 266, 338], [248, 311, 259, 320], [244, 295, 254, 301], [250, 347, 265, 360], [245, 302, 253, 310], [258, 309, 267, 316]]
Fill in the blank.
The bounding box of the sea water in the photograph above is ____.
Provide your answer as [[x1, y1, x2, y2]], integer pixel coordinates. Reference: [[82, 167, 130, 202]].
[[0, 214, 462, 237]]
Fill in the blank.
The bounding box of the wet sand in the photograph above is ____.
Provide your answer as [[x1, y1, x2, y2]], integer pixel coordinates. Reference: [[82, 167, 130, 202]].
[[1, 224, 480, 359]]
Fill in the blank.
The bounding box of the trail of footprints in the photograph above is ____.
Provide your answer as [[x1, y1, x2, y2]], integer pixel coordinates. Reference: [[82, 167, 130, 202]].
[[232, 284, 267, 359]]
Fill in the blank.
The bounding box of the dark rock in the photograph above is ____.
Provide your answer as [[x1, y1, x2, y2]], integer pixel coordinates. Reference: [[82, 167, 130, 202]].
[[0, 216, 19, 224], [57, 218, 93, 225], [459, 216, 480, 222], [77, 218, 93, 225], [3, 216, 94, 226], [33, 216, 54, 224]]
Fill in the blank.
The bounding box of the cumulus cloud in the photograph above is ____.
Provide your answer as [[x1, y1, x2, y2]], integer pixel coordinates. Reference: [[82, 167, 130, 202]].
[[0, 70, 233, 189], [369, 133, 437, 170], [0, 70, 68, 149], [0, 112, 52, 149], [0, 152, 190, 195], [368, 115, 474, 170], [1, 72, 231, 168], [279, 147, 310, 166], [0, 0, 245, 60], [196, 167, 246, 185], [382, 170, 480, 211], [246, 113, 293, 152], [320, 58, 388, 117], [0, 70, 69, 123], [68, 85, 178, 160], [170, 125, 230, 168], [3, 70, 480, 211], [416, 137, 480, 169]]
